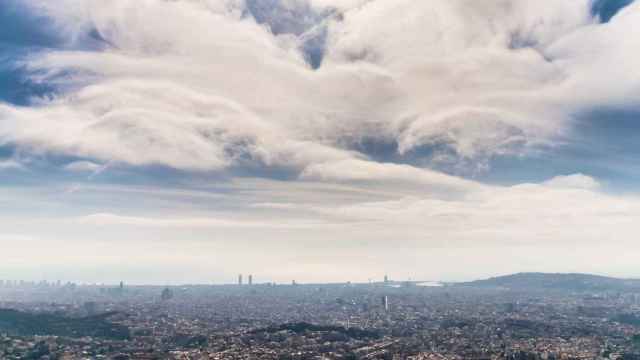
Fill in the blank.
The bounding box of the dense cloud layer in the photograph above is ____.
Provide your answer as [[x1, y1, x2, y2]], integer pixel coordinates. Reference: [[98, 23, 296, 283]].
[[1, 0, 638, 176], [0, 0, 639, 282]]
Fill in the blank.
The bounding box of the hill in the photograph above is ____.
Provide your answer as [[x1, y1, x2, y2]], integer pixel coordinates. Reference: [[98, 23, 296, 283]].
[[0, 309, 130, 340], [457, 273, 640, 292]]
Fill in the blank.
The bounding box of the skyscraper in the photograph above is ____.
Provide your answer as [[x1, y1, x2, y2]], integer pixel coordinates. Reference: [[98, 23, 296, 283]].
[[382, 295, 389, 311], [248, 274, 253, 286], [238, 274, 243, 285], [384, 275, 389, 283]]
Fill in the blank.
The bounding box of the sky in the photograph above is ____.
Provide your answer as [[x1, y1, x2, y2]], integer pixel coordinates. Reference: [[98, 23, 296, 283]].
[[1, 0, 639, 285]]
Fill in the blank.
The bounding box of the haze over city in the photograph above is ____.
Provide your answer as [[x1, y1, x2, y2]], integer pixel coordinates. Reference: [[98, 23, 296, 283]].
[[1, 0, 640, 284]]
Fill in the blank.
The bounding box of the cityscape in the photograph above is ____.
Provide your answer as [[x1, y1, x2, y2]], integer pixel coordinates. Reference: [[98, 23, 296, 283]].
[[2, 273, 640, 359]]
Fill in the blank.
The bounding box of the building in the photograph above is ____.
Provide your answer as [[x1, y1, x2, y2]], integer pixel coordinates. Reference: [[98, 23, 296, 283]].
[[248, 275, 253, 286], [238, 274, 243, 286], [161, 287, 174, 301]]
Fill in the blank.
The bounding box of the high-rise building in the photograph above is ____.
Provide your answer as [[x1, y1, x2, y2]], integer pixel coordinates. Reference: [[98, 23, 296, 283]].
[[238, 274, 243, 285], [161, 287, 174, 301], [382, 295, 389, 311], [248, 274, 253, 286], [384, 275, 389, 283]]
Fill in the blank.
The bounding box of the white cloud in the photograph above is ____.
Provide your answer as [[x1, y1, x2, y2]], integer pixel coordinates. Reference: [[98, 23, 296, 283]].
[[0, 159, 24, 170], [300, 158, 482, 197], [1, 0, 637, 175], [543, 173, 601, 190], [5, 172, 640, 282], [1, 0, 639, 282], [64, 160, 102, 172], [77, 212, 327, 229]]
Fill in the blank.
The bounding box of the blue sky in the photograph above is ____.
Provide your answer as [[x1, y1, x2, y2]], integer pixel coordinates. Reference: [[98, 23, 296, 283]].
[[1, 0, 639, 284]]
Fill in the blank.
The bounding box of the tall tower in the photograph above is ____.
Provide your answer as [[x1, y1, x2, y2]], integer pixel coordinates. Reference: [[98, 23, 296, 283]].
[[384, 275, 389, 283], [238, 274, 243, 286], [248, 275, 253, 286], [382, 295, 389, 311]]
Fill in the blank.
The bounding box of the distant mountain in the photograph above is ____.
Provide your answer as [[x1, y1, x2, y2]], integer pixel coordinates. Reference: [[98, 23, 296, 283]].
[[457, 273, 640, 292]]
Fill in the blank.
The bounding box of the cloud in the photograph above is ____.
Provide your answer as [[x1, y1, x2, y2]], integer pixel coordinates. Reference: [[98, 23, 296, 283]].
[[64, 160, 102, 172], [300, 158, 482, 197], [1, 0, 640, 282], [77, 212, 324, 229], [0, 0, 637, 178], [543, 173, 601, 190], [0, 159, 23, 170], [5, 171, 640, 282]]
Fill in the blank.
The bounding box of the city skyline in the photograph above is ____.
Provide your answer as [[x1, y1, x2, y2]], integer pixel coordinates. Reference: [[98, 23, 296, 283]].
[[1, 0, 640, 283]]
